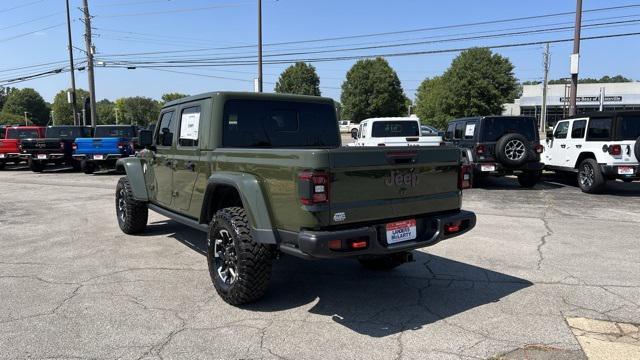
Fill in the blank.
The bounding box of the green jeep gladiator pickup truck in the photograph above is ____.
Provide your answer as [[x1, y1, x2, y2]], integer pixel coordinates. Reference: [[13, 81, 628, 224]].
[[116, 92, 476, 305]]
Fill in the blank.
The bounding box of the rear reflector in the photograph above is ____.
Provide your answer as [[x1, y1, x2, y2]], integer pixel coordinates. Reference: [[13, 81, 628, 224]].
[[328, 240, 342, 250], [534, 144, 544, 154], [350, 239, 368, 249], [445, 221, 462, 234]]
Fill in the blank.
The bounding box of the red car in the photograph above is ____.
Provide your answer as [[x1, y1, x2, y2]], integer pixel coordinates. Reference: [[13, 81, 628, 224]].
[[0, 126, 45, 169]]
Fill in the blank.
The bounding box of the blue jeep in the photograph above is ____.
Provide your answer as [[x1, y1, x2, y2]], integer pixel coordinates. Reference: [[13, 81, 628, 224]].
[[73, 125, 138, 174]]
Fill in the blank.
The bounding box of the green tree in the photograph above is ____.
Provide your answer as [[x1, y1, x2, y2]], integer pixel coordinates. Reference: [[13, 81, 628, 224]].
[[414, 48, 517, 129], [0, 112, 31, 126], [414, 77, 451, 130], [1, 88, 50, 125], [51, 88, 90, 125], [0, 87, 17, 111], [96, 99, 116, 125], [114, 97, 160, 126], [275, 62, 321, 96], [341, 57, 407, 122], [161, 92, 189, 103]]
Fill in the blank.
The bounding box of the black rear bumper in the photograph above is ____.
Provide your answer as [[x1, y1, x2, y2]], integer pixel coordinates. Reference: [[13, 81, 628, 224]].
[[600, 164, 640, 180], [278, 210, 476, 259], [473, 161, 543, 175]]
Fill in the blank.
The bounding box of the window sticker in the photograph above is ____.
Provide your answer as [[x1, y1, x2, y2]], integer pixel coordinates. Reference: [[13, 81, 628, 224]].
[[465, 124, 476, 137], [180, 111, 200, 140]]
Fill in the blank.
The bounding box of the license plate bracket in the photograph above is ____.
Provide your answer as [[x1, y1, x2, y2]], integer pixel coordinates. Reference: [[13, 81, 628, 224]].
[[94, 154, 104, 160], [386, 219, 417, 244], [481, 164, 496, 172], [37, 154, 47, 160]]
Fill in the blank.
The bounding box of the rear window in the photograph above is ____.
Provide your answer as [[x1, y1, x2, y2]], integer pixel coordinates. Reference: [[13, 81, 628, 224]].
[[222, 99, 339, 148], [481, 117, 537, 142], [445, 123, 455, 140], [587, 118, 613, 141], [7, 128, 40, 139], [45, 127, 91, 139], [371, 121, 419, 138], [616, 115, 640, 140], [94, 126, 134, 138]]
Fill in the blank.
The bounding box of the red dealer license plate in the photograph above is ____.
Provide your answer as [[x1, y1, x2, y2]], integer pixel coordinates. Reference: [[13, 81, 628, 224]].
[[618, 166, 634, 175], [386, 219, 417, 244]]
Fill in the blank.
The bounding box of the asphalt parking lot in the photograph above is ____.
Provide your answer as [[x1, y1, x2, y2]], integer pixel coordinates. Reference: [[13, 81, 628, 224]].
[[1, 166, 639, 360]]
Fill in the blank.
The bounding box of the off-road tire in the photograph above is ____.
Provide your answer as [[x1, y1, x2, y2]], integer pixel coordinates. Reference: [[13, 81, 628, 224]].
[[81, 160, 95, 174], [350, 128, 358, 138], [115, 177, 148, 234], [517, 170, 541, 188], [634, 136, 640, 162], [495, 133, 529, 168], [578, 158, 606, 194], [358, 253, 410, 271], [28, 159, 43, 172], [207, 207, 272, 305]]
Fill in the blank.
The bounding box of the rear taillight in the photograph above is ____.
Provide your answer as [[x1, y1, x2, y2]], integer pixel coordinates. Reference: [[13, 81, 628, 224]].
[[298, 171, 330, 205], [608, 144, 622, 156], [476, 144, 486, 155], [72, 143, 77, 151], [534, 144, 544, 154], [117, 141, 125, 150], [459, 164, 472, 190]]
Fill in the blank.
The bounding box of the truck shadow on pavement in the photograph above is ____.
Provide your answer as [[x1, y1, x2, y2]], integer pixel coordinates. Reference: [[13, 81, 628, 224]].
[[146, 221, 533, 338]]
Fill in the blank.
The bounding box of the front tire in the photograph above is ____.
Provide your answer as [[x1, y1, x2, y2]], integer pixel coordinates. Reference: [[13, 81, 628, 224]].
[[517, 170, 541, 188], [115, 177, 148, 234], [578, 158, 606, 194], [207, 207, 272, 305]]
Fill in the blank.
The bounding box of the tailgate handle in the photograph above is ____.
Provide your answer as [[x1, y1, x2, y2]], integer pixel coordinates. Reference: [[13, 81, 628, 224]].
[[386, 151, 417, 164]]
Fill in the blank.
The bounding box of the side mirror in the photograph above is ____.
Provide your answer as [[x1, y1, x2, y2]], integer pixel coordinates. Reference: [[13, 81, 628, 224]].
[[351, 131, 358, 139], [139, 129, 153, 148], [546, 130, 554, 139]]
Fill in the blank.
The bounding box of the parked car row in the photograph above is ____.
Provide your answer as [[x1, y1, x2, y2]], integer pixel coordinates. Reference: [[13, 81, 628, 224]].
[[345, 111, 639, 193], [0, 124, 143, 173]]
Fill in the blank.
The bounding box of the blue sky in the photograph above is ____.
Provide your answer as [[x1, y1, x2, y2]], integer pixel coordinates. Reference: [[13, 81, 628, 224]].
[[1, 0, 639, 103]]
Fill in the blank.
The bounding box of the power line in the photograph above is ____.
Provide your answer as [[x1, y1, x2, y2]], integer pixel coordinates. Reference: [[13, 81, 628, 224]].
[[102, 31, 640, 69], [0, 23, 65, 43], [0, 0, 45, 13], [0, 12, 61, 32], [96, 3, 640, 57], [96, 2, 252, 18], [97, 20, 640, 66]]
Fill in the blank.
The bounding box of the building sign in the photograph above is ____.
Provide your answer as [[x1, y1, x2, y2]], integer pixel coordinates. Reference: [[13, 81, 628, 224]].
[[559, 96, 623, 103]]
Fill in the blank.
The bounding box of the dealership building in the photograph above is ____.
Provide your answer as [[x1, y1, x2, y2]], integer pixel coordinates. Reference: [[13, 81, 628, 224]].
[[503, 82, 640, 128]]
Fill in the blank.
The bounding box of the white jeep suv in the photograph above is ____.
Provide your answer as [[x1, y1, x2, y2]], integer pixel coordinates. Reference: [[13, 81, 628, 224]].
[[544, 111, 640, 193]]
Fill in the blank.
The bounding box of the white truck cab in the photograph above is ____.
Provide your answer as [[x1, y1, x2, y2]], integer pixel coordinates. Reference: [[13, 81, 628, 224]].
[[348, 117, 443, 147], [338, 120, 359, 137], [544, 111, 640, 193]]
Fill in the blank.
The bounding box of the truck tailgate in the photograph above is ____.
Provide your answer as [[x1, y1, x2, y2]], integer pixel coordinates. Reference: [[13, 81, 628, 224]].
[[75, 137, 122, 155], [327, 146, 461, 225]]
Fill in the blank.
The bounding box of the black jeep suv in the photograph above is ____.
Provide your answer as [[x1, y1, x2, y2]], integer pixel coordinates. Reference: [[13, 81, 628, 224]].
[[445, 116, 545, 188]]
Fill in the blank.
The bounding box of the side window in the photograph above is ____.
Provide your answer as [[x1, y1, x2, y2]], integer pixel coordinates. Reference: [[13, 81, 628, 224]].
[[454, 122, 465, 139], [362, 123, 367, 138], [178, 105, 201, 147], [445, 123, 455, 140], [554, 121, 570, 139], [156, 111, 175, 147], [464, 122, 476, 139], [587, 117, 613, 141], [571, 120, 587, 139]]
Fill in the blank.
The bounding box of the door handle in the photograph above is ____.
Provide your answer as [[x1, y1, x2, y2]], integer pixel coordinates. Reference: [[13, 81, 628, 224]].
[[185, 161, 196, 171], [576, 145, 582, 149], [560, 144, 566, 148]]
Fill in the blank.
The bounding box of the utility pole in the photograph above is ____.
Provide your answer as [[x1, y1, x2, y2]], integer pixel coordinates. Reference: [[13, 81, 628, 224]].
[[81, 0, 97, 128], [569, 0, 583, 116], [540, 43, 550, 137], [257, 0, 263, 93], [65, 0, 78, 126]]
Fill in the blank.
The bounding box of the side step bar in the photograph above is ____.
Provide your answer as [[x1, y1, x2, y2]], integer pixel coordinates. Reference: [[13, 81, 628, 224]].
[[147, 204, 209, 233]]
